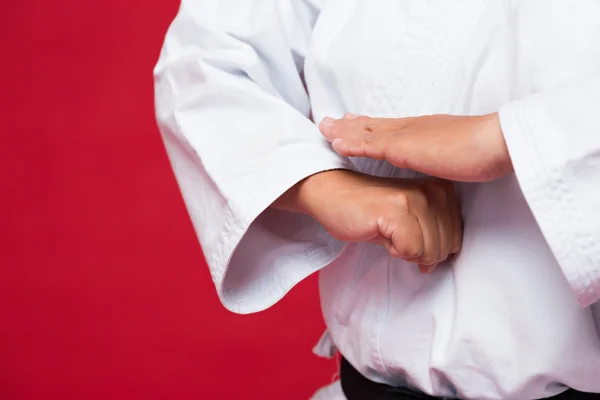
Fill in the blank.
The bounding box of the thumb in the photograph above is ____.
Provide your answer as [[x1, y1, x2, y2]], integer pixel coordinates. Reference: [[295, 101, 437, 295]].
[[379, 212, 424, 260]]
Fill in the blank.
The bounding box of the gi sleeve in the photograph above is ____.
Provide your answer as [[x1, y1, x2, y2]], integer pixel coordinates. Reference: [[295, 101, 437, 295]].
[[153, 0, 355, 313], [499, 68, 600, 307]]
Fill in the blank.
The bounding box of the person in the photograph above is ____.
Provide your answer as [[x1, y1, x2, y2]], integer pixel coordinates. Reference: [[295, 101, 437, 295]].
[[153, 1, 600, 399]]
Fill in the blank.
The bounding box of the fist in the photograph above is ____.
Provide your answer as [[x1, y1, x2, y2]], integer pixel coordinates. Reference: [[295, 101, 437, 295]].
[[296, 170, 463, 273]]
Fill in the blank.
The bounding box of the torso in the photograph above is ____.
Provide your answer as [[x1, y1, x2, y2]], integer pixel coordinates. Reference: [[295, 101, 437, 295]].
[[304, 1, 600, 398]]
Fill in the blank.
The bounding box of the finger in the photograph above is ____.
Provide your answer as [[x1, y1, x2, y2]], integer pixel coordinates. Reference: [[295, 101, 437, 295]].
[[380, 212, 424, 260], [367, 231, 403, 258], [320, 115, 385, 137], [428, 180, 461, 260], [331, 137, 382, 159], [436, 213, 452, 264], [435, 195, 453, 263], [419, 263, 438, 274], [414, 203, 440, 271], [448, 187, 463, 255], [319, 117, 347, 142], [329, 124, 389, 160], [383, 240, 401, 258]]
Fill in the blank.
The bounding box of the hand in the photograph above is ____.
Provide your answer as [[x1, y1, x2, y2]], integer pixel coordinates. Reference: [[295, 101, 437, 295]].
[[319, 113, 513, 182], [274, 170, 463, 273]]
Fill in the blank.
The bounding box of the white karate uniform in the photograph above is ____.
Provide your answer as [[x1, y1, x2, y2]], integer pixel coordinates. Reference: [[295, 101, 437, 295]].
[[153, 1, 600, 398]]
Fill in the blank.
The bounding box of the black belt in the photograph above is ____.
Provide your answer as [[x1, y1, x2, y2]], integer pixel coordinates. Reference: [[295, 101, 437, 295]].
[[339, 357, 600, 400]]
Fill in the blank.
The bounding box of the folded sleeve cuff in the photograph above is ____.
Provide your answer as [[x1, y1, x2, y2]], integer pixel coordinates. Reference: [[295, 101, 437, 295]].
[[208, 147, 356, 313], [499, 101, 600, 307]]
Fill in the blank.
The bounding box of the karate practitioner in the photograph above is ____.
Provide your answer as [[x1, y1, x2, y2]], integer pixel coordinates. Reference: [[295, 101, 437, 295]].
[[154, 1, 600, 398]]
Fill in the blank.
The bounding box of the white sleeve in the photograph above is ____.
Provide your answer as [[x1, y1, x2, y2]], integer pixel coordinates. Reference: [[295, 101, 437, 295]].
[[499, 69, 600, 307], [153, 0, 355, 314]]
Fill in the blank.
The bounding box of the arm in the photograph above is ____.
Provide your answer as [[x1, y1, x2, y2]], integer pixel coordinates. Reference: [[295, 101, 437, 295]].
[[318, 74, 600, 306], [154, 0, 355, 314]]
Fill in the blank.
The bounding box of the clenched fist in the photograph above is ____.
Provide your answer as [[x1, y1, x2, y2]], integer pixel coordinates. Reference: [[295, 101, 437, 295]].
[[273, 170, 462, 273]]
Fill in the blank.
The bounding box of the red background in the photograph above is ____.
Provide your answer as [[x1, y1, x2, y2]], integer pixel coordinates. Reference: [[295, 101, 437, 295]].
[[1, 1, 334, 398]]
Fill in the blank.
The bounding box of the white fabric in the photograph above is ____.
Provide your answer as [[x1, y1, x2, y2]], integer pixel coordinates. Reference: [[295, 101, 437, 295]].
[[310, 380, 346, 400], [154, 0, 600, 399]]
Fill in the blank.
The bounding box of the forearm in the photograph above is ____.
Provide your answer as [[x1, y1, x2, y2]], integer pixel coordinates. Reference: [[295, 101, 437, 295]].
[[271, 170, 348, 215], [271, 177, 312, 214]]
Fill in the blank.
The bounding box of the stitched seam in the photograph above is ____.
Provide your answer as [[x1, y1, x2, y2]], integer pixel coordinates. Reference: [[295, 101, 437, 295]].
[[514, 104, 599, 305], [419, 0, 488, 113], [375, 258, 393, 377]]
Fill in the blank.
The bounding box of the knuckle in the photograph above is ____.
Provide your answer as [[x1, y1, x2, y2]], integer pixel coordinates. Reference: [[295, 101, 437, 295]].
[[356, 117, 377, 132], [397, 241, 422, 259], [389, 249, 403, 259], [427, 179, 453, 201], [390, 193, 411, 210], [364, 132, 375, 143], [365, 123, 378, 132], [383, 139, 406, 167], [409, 190, 429, 212], [336, 119, 349, 133], [451, 240, 463, 254], [420, 255, 438, 266], [430, 185, 448, 203], [421, 248, 440, 265]]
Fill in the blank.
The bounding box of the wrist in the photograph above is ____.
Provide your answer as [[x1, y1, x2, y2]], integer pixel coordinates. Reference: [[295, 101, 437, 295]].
[[474, 113, 514, 180], [271, 169, 351, 216], [485, 112, 514, 177]]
